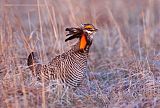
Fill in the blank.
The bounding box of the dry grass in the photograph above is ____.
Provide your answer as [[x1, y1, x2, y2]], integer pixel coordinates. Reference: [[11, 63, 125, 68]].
[[0, 0, 160, 108]]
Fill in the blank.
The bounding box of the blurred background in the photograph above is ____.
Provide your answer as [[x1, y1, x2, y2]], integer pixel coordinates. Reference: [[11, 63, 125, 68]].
[[0, 0, 160, 107]]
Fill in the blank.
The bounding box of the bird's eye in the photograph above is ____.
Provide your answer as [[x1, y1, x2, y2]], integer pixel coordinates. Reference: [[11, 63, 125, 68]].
[[88, 29, 94, 31]]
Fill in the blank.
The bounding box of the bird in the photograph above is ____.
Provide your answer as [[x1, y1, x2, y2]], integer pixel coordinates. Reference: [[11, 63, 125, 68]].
[[27, 24, 98, 89]]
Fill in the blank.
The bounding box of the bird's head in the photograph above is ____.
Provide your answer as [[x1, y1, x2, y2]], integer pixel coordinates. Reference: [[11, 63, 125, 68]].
[[81, 23, 98, 36], [65, 24, 98, 51]]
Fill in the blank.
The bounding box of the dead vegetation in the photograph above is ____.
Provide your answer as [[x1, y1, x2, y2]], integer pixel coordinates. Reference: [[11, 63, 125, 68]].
[[0, 0, 160, 108]]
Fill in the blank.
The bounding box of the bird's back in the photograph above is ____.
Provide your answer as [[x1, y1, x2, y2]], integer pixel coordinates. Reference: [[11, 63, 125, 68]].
[[28, 43, 88, 88]]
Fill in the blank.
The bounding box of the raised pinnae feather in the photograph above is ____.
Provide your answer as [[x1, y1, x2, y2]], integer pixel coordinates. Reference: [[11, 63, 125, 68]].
[[65, 27, 83, 42], [65, 35, 77, 42], [66, 28, 82, 34]]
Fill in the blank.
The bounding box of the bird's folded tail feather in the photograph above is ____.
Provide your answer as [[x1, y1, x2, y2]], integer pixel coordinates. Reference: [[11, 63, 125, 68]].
[[27, 52, 41, 76]]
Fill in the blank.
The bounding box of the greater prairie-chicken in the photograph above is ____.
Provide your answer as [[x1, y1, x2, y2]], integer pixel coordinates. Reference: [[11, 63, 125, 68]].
[[27, 24, 97, 88]]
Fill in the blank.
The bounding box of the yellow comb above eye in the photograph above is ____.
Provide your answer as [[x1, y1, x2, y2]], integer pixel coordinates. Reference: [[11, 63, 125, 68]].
[[84, 25, 93, 29]]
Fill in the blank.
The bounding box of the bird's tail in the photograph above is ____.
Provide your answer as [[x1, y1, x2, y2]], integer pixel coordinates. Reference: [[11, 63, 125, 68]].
[[27, 52, 41, 76]]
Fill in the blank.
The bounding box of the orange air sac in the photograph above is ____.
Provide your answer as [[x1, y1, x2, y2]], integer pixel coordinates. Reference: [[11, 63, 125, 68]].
[[79, 34, 87, 50]]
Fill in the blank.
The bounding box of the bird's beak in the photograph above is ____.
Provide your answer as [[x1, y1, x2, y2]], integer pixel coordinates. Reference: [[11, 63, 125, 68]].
[[93, 28, 98, 32], [93, 28, 98, 33], [95, 28, 98, 31]]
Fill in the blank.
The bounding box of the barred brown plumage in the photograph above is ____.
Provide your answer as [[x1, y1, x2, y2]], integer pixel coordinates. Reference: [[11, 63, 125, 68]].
[[27, 24, 97, 88]]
